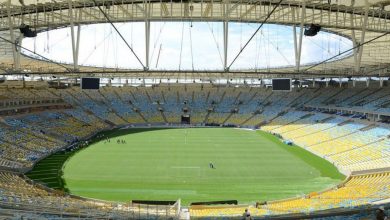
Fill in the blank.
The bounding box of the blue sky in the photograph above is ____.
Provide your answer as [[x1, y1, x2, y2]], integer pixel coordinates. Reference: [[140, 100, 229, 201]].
[[22, 22, 352, 71]]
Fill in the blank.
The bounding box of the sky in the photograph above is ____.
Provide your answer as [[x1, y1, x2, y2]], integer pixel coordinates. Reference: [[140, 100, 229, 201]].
[[22, 22, 353, 71]]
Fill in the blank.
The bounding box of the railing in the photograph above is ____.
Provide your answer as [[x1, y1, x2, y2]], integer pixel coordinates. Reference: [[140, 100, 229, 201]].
[[0, 198, 180, 219]]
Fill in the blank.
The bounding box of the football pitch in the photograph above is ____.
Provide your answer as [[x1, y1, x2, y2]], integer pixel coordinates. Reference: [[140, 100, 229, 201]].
[[27, 128, 345, 205]]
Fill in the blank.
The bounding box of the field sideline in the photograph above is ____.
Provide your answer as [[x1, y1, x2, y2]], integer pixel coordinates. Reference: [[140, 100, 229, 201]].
[[27, 127, 344, 205]]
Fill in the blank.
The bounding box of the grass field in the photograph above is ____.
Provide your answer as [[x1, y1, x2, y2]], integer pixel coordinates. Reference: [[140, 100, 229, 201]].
[[27, 128, 344, 205]]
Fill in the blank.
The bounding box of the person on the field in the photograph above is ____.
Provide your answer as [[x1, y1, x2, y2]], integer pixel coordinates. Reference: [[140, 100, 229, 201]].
[[376, 206, 388, 220], [209, 162, 214, 169], [242, 209, 252, 220]]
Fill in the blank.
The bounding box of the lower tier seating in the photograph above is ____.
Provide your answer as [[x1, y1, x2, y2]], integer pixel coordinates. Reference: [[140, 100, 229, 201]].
[[190, 172, 390, 218]]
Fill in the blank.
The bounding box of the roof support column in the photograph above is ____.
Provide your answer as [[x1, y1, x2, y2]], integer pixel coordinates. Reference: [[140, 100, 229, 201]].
[[299, 77, 302, 88], [7, 0, 19, 70], [68, 0, 81, 71], [350, 1, 358, 72], [16, 35, 23, 70], [339, 76, 342, 87], [351, 2, 368, 73], [223, 0, 229, 72], [356, 4, 369, 73], [145, 1, 150, 71], [223, 20, 228, 72], [292, 2, 305, 72]]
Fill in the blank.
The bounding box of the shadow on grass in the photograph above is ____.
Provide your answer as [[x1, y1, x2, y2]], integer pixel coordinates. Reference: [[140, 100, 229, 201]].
[[27, 127, 228, 193], [258, 130, 345, 180]]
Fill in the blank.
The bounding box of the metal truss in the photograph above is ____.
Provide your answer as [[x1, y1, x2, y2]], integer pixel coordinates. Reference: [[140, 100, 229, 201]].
[[0, 0, 389, 79]]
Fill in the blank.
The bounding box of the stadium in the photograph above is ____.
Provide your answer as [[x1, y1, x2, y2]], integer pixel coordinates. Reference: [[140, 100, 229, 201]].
[[0, 0, 389, 219]]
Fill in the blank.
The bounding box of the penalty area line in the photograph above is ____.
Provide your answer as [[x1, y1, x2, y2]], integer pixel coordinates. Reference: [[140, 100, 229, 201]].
[[170, 166, 200, 169]]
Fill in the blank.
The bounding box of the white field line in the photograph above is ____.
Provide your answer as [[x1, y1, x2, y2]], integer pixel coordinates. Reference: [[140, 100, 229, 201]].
[[234, 128, 257, 131], [170, 166, 200, 169]]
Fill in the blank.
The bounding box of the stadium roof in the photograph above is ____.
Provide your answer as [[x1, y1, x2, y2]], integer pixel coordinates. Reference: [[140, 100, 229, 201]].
[[0, 0, 390, 79]]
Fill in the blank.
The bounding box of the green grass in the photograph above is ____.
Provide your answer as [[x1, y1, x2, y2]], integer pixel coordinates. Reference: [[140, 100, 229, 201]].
[[26, 152, 72, 190], [27, 128, 344, 205]]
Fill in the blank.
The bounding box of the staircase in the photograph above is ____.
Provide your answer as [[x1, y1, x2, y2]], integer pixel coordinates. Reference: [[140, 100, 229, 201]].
[[219, 91, 226, 104], [205, 91, 211, 103], [337, 120, 352, 126], [161, 91, 167, 103], [233, 91, 242, 104], [302, 87, 323, 105], [268, 113, 314, 132], [222, 112, 234, 124], [135, 110, 148, 123], [240, 111, 262, 126], [350, 88, 381, 106], [85, 91, 127, 124], [203, 111, 212, 124], [341, 88, 367, 104], [145, 90, 153, 103], [322, 88, 346, 104], [246, 91, 258, 104], [159, 110, 168, 123], [360, 124, 377, 131]]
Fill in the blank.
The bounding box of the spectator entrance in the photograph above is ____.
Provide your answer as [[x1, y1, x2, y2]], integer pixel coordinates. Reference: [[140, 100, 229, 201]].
[[181, 115, 190, 124]]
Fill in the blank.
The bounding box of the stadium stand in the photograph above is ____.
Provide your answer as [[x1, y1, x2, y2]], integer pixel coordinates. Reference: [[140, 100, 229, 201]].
[[0, 171, 179, 219], [190, 172, 389, 218], [2, 0, 390, 218], [0, 84, 388, 218]]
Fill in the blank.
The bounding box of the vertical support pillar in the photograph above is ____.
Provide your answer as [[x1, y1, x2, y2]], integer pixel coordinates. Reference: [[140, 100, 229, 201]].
[[75, 24, 81, 68], [223, 20, 228, 71], [339, 76, 342, 87], [356, 4, 369, 73], [145, 1, 150, 71], [7, 0, 18, 69], [292, 3, 305, 72], [297, 3, 305, 72], [223, 0, 229, 72], [351, 2, 368, 73], [16, 35, 23, 70], [145, 20, 150, 70], [68, 0, 81, 71]]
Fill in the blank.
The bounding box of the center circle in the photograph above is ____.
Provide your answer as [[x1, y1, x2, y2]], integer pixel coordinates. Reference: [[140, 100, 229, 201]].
[[62, 127, 342, 205]]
